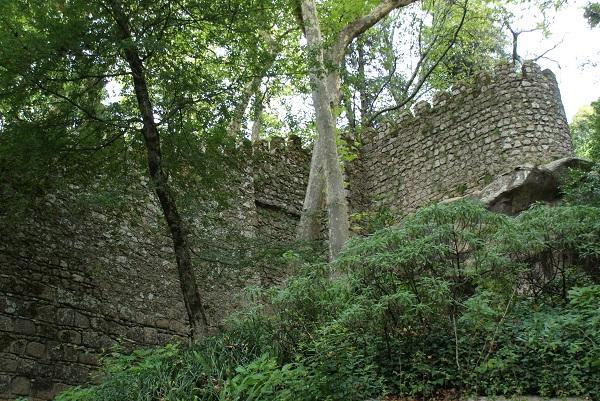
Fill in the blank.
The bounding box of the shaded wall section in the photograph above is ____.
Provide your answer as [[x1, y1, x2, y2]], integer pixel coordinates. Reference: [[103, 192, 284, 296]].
[[0, 194, 189, 400], [0, 139, 310, 401]]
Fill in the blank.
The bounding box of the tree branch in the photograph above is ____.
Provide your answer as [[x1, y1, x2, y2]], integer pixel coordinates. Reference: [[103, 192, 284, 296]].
[[367, 0, 468, 125], [34, 82, 107, 124], [331, 0, 419, 64]]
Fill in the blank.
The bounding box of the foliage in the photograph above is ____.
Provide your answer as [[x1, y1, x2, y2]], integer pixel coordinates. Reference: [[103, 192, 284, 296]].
[[561, 163, 600, 208], [350, 206, 397, 235], [317, 0, 383, 44], [471, 286, 600, 397], [585, 2, 600, 27], [570, 98, 600, 162], [337, 201, 600, 396], [341, 0, 509, 129], [54, 344, 216, 401], [0, 0, 286, 217], [219, 356, 311, 401], [339, 0, 569, 130], [56, 200, 600, 401], [420, 0, 507, 92]]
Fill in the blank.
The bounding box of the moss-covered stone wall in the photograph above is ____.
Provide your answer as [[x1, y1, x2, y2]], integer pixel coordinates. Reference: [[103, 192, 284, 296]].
[[357, 61, 573, 213]]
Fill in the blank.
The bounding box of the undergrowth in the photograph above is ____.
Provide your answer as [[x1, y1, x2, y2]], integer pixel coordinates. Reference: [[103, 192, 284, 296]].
[[56, 196, 600, 401]]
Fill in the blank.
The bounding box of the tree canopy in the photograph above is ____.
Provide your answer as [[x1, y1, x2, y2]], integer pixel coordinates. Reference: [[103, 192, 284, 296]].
[[585, 2, 600, 27], [571, 98, 600, 162], [0, 0, 286, 204]]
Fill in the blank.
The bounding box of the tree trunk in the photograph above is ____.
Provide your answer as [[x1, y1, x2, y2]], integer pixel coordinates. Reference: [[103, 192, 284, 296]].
[[357, 38, 370, 126], [228, 31, 278, 137], [511, 30, 520, 66], [300, 0, 350, 259], [108, 0, 209, 342], [250, 89, 265, 142], [228, 75, 264, 137], [297, 134, 326, 241], [297, 0, 417, 250], [296, 28, 342, 244], [343, 91, 357, 131]]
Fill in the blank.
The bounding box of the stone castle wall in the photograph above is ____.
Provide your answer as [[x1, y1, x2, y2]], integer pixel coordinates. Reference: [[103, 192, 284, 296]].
[[0, 142, 310, 401], [358, 61, 572, 213], [253, 136, 311, 241], [0, 62, 573, 400], [0, 194, 190, 399]]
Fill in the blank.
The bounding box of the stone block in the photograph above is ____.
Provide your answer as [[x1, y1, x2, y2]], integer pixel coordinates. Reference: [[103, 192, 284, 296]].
[[0, 315, 13, 332], [10, 376, 30, 396], [58, 330, 82, 345], [31, 377, 54, 399], [62, 344, 79, 362], [47, 341, 62, 360], [0, 374, 9, 394], [82, 331, 112, 349], [10, 339, 27, 355], [78, 351, 99, 366], [52, 382, 70, 395], [0, 355, 17, 372], [126, 326, 143, 341], [142, 327, 158, 344], [36, 322, 58, 339], [56, 308, 75, 326], [25, 342, 46, 358], [168, 320, 187, 333], [35, 305, 56, 322], [14, 318, 35, 335], [155, 319, 170, 329]]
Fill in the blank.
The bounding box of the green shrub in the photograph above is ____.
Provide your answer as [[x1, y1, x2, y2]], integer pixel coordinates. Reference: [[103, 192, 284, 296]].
[[56, 200, 600, 401], [350, 207, 396, 235], [336, 200, 600, 397], [219, 355, 313, 401], [562, 163, 600, 207], [55, 344, 223, 401], [471, 286, 600, 398], [299, 321, 384, 400]]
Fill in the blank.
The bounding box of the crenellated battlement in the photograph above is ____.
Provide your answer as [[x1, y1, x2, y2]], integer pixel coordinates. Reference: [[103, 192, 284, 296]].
[[250, 135, 311, 219], [357, 61, 572, 213], [252, 134, 306, 154], [365, 61, 562, 142]]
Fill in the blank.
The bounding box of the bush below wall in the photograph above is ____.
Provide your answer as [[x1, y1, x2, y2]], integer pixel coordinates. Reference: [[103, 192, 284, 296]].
[[54, 200, 600, 401]]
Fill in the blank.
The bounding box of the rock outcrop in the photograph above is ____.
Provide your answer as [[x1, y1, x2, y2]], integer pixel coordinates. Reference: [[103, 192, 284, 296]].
[[478, 157, 592, 215]]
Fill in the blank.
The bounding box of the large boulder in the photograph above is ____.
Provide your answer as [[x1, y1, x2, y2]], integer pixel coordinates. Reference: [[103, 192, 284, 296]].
[[477, 157, 592, 215]]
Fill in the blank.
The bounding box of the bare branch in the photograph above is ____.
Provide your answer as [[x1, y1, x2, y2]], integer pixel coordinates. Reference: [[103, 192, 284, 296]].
[[367, 0, 469, 125], [330, 0, 419, 65], [368, 54, 398, 115], [34, 82, 107, 124], [65, 131, 127, 152], [532, 39, 562, 62]]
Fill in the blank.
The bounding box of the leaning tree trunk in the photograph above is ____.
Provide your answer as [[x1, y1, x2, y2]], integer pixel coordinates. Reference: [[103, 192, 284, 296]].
[[227, 75, 264, 137], [297, 0, 417, 248], [297, 134, 326, 241], [228, 31, 279, 137], [250, 89, 266, 142], [300, 0, 350, 259], [357, 38, 370, 126], [108, 0, 209, 342]]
